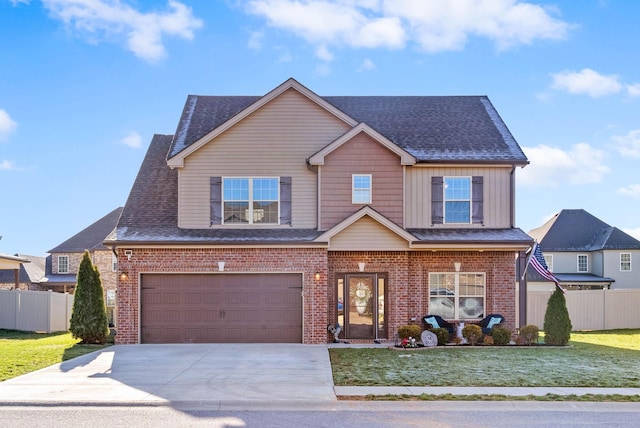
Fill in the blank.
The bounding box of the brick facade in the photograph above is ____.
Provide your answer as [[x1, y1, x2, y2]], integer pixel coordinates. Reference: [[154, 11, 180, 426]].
[[116, 247, 517, 344]]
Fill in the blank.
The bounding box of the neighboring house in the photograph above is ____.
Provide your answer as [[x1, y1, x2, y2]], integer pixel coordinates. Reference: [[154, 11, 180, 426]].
[[0, 253, 39, 290], [527, 209, 640, 291], [41, 207, 124, 325], [105, 78, 532, 345]]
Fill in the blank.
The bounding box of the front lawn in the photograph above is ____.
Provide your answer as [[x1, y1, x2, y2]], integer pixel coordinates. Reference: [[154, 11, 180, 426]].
[[0, 329, 111, 381], [329, 329, 640, 388]]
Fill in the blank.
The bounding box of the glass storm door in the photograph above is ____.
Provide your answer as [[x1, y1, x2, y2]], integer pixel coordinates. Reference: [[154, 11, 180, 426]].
[[341, 274, 386, 340]]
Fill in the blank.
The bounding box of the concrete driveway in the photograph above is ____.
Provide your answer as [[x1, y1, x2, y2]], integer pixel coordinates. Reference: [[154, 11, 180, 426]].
[[0, 344, 336, 405]]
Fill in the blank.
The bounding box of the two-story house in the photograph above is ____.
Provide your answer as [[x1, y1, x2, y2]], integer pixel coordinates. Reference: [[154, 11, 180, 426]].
[[43, 207, 123, 325], [528, 209, 640, 291], [105, 78, 532, 345]]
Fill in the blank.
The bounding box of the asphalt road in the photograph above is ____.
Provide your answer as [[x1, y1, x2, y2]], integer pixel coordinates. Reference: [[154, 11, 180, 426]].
[[1, 402, 640, 428]]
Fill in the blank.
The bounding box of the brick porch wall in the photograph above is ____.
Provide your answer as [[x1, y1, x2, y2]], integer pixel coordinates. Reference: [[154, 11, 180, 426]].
[[115, 247, 328, 344], [328, 250, 517, 341]]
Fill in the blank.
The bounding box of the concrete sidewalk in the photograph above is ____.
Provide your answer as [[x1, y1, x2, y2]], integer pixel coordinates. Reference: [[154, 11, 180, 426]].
[[0, 343, 638, 407]]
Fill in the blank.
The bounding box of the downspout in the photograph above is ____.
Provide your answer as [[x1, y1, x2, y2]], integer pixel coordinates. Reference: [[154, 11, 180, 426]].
[[510, 166, 515, 228]]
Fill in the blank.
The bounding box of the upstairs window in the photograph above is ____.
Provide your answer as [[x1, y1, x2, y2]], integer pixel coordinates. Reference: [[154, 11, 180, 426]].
[[620, 253, 631, 271], [544, 254, 554, 272], [223, 177, 279, 224], [352, 174, 372, 204], [577, 254, 588, 272], [444, 177, 471, 223], [58, 255, 69, 274], [431, 176, 483, 225]]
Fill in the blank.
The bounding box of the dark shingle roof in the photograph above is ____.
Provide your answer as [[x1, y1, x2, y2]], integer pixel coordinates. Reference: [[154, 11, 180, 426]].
[[535, 209, 640, 251], [48, 207, 123, 253], [168, 93, 528, 165], [409, 228, 532, 245]]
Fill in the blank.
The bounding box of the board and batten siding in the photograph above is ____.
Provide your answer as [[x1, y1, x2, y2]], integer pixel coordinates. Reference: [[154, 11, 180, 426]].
[[405, 166, 513, 229], [320, 132, 403, 229], [177, 89, 352, 229], [329, 216, 410, 251]]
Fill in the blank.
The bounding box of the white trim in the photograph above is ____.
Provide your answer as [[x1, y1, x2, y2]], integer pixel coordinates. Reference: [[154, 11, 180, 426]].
[[352, 174, 372, 204]]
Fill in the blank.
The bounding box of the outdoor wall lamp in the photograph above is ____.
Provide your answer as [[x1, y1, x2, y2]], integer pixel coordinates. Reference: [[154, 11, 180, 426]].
[[124, 249, 133, 261], [119, 271, 129, 281], [314, 272, 321, 281], [218, 261, 226, 272], [358, 262, 366, 272]]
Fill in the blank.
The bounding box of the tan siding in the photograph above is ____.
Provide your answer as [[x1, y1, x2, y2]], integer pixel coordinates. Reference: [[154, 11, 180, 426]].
[[178, 89, 351, 228], [321, 132, 403, 229], [405, 166, 513, 228], [329, 217, 409, 251]]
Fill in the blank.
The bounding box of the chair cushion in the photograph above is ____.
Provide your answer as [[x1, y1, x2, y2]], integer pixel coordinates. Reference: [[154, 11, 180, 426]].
[[425, 316, 440, 329], [486, 317, 501, 329]]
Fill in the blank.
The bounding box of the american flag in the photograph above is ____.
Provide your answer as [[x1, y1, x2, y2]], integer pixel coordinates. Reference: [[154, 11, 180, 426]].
[[525, 242, 565, 293]]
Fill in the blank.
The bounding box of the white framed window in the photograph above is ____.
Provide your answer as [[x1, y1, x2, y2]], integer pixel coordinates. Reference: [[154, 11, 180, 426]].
[[112, 254, 118, 272], [544, 254, 554, 272], [58, 255, 69, 274], [352, 174, 372, 204], [577, 254, 588, 273], [223, 177, 279, 224], [106, 289, 116, 307], [444, 176, 471, 223], [429, 272, 485, 320], [620, 253, 631, 271]]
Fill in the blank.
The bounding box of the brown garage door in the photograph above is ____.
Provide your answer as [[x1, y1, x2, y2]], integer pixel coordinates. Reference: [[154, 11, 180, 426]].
[[141, 273, 302, 343]]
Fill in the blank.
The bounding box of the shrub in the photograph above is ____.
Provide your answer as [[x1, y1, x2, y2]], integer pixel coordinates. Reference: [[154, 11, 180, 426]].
[[397, 324, 422, 340], [430, 327, 449, 346], [462, 324, 482, 346], [483, 335, 494, 345], [519, 324, 539, 345], [69, 251, 110, 344], [491, 326, 511, 346], [543, 288, 572, 346]]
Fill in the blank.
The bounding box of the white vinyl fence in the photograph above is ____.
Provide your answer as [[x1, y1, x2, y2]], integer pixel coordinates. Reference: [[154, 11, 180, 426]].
[[527, 289, 640, 331], [0, 289, 73, 333]]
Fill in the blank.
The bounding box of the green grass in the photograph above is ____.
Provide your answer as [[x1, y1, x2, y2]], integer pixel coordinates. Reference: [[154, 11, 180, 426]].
[[329, 329, 640, 388], [0, 329, 111, 382]]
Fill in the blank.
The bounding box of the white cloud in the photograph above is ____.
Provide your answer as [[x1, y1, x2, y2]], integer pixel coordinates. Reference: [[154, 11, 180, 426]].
[[357, 58, 375, 72], [41, 0, 203, 62], [551, 68, 623, 97], [627, 83, 640, 97], [611, 130, 640, 158], [0, 160, 17, 170], [10, 0, 30, 5], [248, 31, 263, 50], [315, 45, 333, 62], [121, 131, 142, 148], [0, 109, 17, 141], [246, 0, 569, 53], [623, 227, 640, 241], [519, 143, 610, 187], [617, 184, 640, 199]]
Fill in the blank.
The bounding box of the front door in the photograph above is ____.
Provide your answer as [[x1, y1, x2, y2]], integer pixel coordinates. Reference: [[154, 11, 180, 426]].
[[338, 273, 387, 340]]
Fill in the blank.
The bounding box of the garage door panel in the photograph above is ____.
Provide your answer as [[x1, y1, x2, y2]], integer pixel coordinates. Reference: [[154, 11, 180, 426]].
[[141, 273, 302, 343]]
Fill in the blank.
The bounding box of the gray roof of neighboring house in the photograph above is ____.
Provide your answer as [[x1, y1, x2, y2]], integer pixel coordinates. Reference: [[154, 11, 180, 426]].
[[0, 254, 46, 284], [169, 93, 529, 165], [48, 207, 124, 253], [526, 270, 616, 284], [531, 209, 640, 252]]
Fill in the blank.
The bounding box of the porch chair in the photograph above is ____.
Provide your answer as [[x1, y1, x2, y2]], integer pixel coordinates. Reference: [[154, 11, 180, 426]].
[[477, 314, 505, 335], [422, 315, 455, 336]]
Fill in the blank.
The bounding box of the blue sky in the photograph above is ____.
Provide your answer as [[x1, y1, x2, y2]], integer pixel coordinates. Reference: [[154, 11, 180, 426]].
[[1, 0, 639, 257]]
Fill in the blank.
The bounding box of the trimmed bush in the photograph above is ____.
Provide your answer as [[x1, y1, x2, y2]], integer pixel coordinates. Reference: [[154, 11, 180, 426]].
[[397, 324, 422, 340], [69, 251, 110, 344], [430, 327, 449, 346], [462, 324, 482, 346], [491, 326, 511, 346], [543, 288, 572, 346], [519, 324, 540, 346]]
